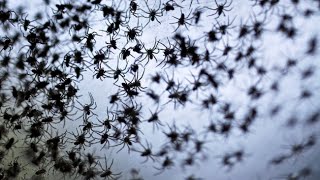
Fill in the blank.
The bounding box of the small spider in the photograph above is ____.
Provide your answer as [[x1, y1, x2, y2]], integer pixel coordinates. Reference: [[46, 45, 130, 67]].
[[205, 0, 233, 18], [170, 10, 193, 32], [75, 92, 97, 121], [140, 0, 163, 27], [98, 157, 122, 180]]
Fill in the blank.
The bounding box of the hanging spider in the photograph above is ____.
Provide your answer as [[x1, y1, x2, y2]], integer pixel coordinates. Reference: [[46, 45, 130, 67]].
[[145, 89, 160, 104], [167, 85, 190, 109], [171, 10, 193, 32], [140, 0, 163, 27], [6, 158, 24, 178], [101, 20, 119, 35], [205, 0, 233, 18], [129, 61, 145, 79]]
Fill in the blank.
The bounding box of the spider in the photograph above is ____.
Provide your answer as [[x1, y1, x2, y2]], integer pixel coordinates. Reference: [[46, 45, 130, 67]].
[[214, 16, 236, 36], [129, 61, 145, 80], [93, 108, 116, 133], [144, 106, 164, 132], [104, 63, 127, 83], [166, 84, 190, 109], [205, 0, 233, 18], [0, 36, 13, 52], [129, 0, 139, 16], [187, 71, 207, 92], [131, 40, 144, 54], [6, 158, 24, 178], [114, 134, 137, 153], [133, 140, 157, 163], [128, 76, 147, 94], [140, 0, 163, 27], [19, 14, 35, 31], [68, 128, 94, 150], [154, 156, 174, 175], [0, 10, 17, 24], [104, 34, 120, 50], [170, 10, 193, 32], [157, 38, 177, 67], [162, 0, 182, 12], [98, 158, 122, 180], [95, 131, 117, 150], [124, 24, 143, 43], [75, 92, 97, 121], [119, 47, 133, 61], [93, 66, 107, 80], [140, 39, 160, 65]]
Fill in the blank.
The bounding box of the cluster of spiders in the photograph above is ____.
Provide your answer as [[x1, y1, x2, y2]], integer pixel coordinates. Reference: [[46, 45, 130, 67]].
[[0, 0, 320, 179]]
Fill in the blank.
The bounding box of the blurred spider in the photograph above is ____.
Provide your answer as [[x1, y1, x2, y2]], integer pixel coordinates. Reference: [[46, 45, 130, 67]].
[[144, 105, 164, 131], [0, 10, 17, 24], [133, 140, 157, 163], [93, 66, 107, 80], [124, 24, 143, 43], [167, 85, 190, 109], [214, 16, 236, 36], [0, 36, 13, 52]]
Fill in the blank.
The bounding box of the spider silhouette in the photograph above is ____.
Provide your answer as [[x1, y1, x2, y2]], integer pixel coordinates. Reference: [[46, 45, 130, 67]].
[[205, 0, 233, 18]]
